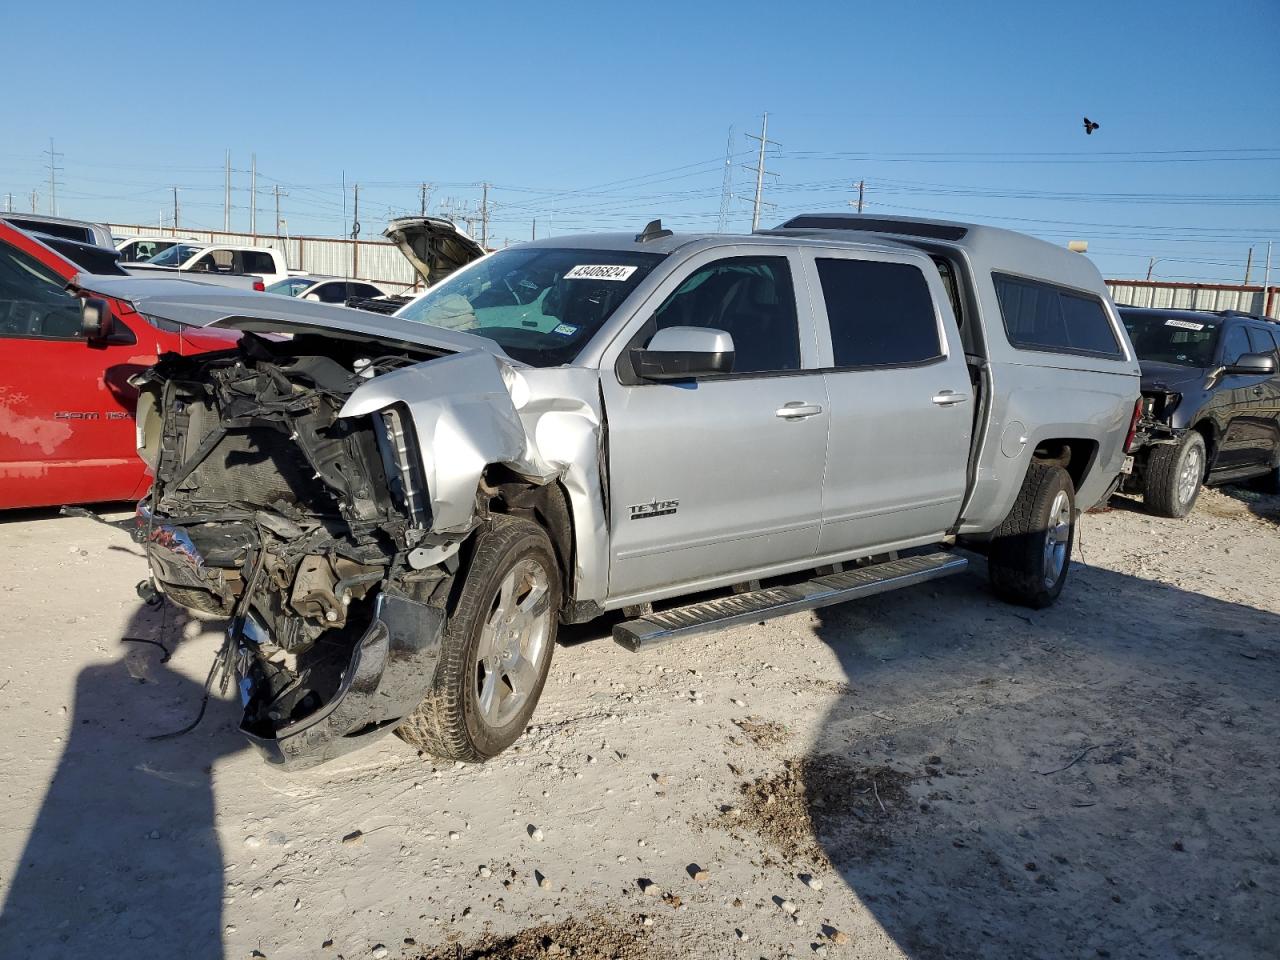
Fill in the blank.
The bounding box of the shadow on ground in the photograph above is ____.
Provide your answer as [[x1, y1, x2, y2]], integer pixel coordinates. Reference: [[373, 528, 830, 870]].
[[793, 555, 1279, 960], [0, 600, 244, 958]]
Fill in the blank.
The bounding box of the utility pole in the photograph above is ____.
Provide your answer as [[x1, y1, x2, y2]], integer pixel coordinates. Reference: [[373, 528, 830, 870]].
[[847, 180, 866, 214], [1262, 241, 1273, 318], [419, 182, 432, 217], [224, 150, 231, 231], [273, 184, 287, 237], [531, 218, 536, 241], [43, 138, 63, 216], [350, 184, 361, 279], [480, 182, 490, 249], [250, 153, 257, 237], [172, 186, 180, 231], [1146, 257, 1156, 282], [1244, 246, 1254, 285], [717, 124, 735, 233], [30, 189, 37, 213], [745, 113, 780, 232]]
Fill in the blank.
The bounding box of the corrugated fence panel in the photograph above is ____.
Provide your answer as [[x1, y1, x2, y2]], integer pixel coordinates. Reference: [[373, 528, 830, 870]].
[[109, 224, 418, 290], [1107, 280, 1278, 320]]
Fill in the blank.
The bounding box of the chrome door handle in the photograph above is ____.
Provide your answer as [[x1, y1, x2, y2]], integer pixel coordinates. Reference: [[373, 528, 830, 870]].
[[776, 402, 823, 420], [932, 390, 969, 406]]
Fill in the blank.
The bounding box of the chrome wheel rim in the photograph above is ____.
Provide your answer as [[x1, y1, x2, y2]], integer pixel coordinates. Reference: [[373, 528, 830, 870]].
[[1177, 446, 1202, 506], [1043, 490, 1072, 589], [474, 558, 552, 728]]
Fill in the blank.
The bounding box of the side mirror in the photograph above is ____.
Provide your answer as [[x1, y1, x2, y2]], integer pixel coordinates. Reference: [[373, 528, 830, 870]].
[[302, 292, 320, 302], [631, 326, 735, 381], [81, 297, 114, 342], [1225, 351, 1277, 376]]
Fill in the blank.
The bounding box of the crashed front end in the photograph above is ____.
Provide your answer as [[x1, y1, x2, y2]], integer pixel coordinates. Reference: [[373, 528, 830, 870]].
[[135, 333, 455, 769]]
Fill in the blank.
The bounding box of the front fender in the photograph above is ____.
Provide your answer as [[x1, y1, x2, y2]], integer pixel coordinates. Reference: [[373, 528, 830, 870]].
[[340, 350, 537, 535]]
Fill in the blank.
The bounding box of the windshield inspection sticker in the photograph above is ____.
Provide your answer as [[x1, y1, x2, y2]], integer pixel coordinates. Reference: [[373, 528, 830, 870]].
[[552, 323, 578, 336], [1165, 319, 1206, 331], [564, 264, 637, 281]]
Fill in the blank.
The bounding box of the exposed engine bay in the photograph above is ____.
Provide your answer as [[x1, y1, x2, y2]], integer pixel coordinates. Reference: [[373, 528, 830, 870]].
[[135, 332, 455, 765]]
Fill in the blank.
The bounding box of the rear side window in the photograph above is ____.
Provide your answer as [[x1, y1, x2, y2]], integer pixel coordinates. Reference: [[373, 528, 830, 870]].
[[993, 273, 1123, 359], [241, 251, 277, 275], [816, 258, 941, 367], [314, 282, 349, 303]]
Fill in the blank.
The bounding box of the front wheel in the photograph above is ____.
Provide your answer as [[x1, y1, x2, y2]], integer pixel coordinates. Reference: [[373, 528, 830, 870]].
[[988, 463, 1075, 609], [1142, 431, 1206, 518], [396, 515, 560, 762]]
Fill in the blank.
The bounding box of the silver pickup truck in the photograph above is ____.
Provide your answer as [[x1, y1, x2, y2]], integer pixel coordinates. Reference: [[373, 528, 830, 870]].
[[113, 213, 1140, 769]]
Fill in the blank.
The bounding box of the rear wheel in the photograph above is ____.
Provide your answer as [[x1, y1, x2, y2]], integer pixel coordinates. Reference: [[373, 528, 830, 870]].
[[988, 463, 1075, 609], [1142, 431, 1206, 518], [396, 515, 559, 762]]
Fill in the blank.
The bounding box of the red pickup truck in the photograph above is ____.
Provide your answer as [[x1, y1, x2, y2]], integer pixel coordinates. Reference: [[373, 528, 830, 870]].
[[0, 222, 240, 509]]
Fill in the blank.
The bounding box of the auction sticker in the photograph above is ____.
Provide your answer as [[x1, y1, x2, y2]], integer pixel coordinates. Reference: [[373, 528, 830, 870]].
[[552, 323, 578, 336], [564, 264, 637, 281], [1164, 319, 1205, 331]]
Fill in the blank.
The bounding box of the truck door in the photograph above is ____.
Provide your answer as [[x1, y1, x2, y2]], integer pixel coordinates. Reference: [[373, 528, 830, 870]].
[[0, 241, 148, 509], [1217, 324, 1275, 472], [802, 250, 972, 555], [601, 251, 829, 602]]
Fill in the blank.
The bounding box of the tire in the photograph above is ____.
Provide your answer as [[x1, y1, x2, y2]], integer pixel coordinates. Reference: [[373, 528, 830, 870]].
[[988, 463, 1075, 609], [396, 515, 560, 762], [1142, 431, 1206, 518]]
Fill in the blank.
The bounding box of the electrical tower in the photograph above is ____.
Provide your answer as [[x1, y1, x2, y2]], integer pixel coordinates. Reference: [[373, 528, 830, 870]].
[[717, 125, 735, 233], [273, 184, 288, 237], [43, 138, 63, 216]]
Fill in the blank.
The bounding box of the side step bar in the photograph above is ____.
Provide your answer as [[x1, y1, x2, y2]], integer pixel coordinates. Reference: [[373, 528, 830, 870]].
[[613, 551, 967, 651]]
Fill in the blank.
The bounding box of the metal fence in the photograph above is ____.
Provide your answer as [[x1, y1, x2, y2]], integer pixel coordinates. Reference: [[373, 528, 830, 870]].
[[108, 224, 421, 290], [1107, 279, 1279, 320]]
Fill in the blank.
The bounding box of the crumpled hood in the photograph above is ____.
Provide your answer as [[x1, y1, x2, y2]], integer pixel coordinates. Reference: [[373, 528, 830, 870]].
[[383, 216, 486, 286], [1139, 359, 1207, 393], [70, 272, 510, 360]]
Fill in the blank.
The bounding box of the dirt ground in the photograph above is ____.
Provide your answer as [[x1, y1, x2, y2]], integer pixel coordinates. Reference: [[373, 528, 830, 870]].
[[0, 485, 1276, 960]]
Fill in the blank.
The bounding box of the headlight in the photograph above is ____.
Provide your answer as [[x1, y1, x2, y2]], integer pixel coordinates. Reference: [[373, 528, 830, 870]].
[[135, 390, 161, 469], [374, 404, 428, 526]]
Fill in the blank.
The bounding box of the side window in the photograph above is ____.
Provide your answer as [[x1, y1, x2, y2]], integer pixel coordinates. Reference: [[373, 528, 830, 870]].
[[649, 256, 800, 375], [315, 282, 348, 303], [191, 252, 226, 273], [816, 258, 941, 367], [0, 242, 82, 339], [1246, 326, 1277, 360], [1222, 326, 1252, 366], [241, 251, 276, 275], [993, 274, 1123, 358], [350, 283, 382, 299]]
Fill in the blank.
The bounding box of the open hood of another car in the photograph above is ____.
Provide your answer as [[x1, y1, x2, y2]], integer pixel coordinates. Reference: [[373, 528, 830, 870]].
[[383, 216, 486, 286]]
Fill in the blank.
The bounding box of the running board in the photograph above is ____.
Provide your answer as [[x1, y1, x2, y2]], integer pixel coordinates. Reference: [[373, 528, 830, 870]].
[[613, 552, 967, 651]]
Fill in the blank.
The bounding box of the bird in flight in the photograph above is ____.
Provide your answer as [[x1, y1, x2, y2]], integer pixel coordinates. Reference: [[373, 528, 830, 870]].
[[1083, 117, 1100, 135]]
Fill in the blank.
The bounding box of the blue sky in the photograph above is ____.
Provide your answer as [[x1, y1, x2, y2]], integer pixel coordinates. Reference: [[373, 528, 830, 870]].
[[1, 0, 1277, 282]]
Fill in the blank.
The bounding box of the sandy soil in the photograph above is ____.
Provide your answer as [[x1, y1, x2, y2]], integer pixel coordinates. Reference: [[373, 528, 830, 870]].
[[0, 485, 1276, 960]]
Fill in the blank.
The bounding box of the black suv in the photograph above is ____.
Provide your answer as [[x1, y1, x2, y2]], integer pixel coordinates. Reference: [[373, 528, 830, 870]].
[[1118, 307, 1280, 517]]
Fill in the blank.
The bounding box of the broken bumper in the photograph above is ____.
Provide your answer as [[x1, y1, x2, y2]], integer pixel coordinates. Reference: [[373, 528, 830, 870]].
[[237, 590, 445, 770]]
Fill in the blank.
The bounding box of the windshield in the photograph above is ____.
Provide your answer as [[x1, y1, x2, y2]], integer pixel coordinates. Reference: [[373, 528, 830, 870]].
[[266, 277, 317, 297], [1120, 311, 1220, 368], [395, 247, 664, 366], [146, 243, 203, 266]]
